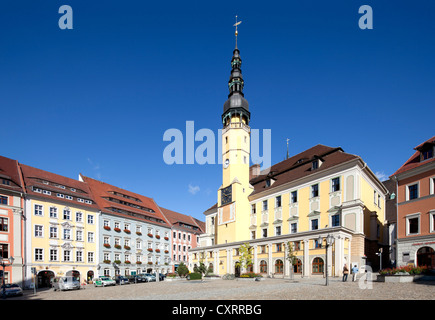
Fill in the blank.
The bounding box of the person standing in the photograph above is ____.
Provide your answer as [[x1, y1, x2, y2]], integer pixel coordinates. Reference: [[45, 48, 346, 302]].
[[352, 265, 359, 281], [342, 264, 349, 282]]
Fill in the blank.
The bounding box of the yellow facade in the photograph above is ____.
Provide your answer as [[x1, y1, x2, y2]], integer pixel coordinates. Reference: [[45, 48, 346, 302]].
[[27, 197, 99, 284], [191, 163, 388, 278]]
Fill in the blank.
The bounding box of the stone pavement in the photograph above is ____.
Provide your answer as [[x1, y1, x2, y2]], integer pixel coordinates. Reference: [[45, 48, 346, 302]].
[[12, 276, 435, 300]]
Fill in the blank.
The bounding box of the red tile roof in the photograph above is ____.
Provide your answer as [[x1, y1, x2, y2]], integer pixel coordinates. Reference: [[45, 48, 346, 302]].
[[160, 207, 205, 234], [20, 164, 99, 210], [81, 175, 171, 228], [391, 136, 435, 176], [0, 155, 24, 194], [249, 144, 359, 197]]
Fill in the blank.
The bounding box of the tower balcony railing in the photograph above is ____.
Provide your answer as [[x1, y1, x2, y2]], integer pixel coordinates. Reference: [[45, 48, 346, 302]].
[[222, 122, 250, 134]]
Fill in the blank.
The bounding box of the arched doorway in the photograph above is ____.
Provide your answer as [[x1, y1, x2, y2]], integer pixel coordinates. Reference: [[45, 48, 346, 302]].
[[37, 270, 55, 288], [275, 259, 283, 274], [87, 270, 94, 283], [312, 257, 324, 274], [66, 270, 80, 281], [234, 262, 240, 277], [417, 247, 435, 269]]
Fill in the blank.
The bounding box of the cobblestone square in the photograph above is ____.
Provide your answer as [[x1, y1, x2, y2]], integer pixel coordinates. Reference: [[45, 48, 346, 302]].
[[14, 277, 435, 301]]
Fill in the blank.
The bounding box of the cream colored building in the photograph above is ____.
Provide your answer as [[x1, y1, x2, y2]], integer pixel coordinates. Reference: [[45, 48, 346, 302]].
[[190, 37, 389, 278]]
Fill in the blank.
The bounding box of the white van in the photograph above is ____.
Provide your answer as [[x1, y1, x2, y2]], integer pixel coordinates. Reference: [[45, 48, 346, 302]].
[[52, 276, 81, 291]]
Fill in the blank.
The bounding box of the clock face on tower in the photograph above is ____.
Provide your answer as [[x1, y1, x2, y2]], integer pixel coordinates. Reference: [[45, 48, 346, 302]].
[[221, 185, 232, 206]]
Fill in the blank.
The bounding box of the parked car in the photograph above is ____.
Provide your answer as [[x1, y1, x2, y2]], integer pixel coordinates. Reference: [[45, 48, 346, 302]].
[[141, 273, 156, 282], [1, 283, 23, 297], [113, 276, 129, 285], [52, 276, 81, 291], [152, 273, 166, 281], [94, 276, 116, 287]]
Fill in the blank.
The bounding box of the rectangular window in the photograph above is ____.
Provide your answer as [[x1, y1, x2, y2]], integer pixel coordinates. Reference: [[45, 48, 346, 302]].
[[331, 177, 340, 192], [88, 215, 94, 224], [0, 217, 8, 232], [50, 249, 58, 261], [262, 228, 268, 238], [251, 204, 256, 214], [275, 196, 282, 208], [49, 207, 58, 219], [35, 248, 43, 261], [311, 184, 319, 198], [63, 209, 71, 220], [275, 226, 281, 236], [291, 191, 298, 203], [50, 227, 58, 238], [0, 196, 8, 205], [88, 232, 94, 243], [408, 184, 418, 200], [311, 219, 319, 230], [35, 225, 43, 237], [88, 252, 94, 263], [76, 212, 83, 222], [251, 230, 256, 240], [76, 230, 83, 241], [0, 244, 8, 259], [331, 214, 340, 227], [63, 229, 71, 240], [291, 223, 297, 234], [34, 204, 43, 216], [76, 251, 83, 262], [262, 200, 268, 211], [408, 217, 419, 234], [63, 250, 71, 262]]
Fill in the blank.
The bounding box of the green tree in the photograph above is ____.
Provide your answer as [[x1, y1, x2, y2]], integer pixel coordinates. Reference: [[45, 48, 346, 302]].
[[235, 242, 253, 274], [177, 262, 189, 278], [285, 241, 297, 280]]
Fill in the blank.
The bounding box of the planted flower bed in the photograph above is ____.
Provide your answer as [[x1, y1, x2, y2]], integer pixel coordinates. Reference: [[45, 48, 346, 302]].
[[377, 266, 430, 283]]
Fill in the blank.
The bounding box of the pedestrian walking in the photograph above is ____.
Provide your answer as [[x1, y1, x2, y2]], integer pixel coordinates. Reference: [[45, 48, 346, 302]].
[[342, 264, 349, 282], [352, 265, 359, 282]]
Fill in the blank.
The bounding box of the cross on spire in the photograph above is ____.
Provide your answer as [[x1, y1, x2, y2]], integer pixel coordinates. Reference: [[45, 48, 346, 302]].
[[233, 15, 242, 49]]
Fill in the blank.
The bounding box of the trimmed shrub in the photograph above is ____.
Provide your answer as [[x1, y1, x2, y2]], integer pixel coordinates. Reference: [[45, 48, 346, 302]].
[[189, 272, 202, 280]]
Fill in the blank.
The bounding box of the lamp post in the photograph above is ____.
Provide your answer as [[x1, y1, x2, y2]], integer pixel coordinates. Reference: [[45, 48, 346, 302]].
[[1, 257, 15, 299], [319, 234, 335, 286]]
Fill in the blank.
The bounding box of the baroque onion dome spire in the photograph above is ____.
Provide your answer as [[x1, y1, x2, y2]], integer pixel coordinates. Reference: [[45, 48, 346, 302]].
[[222, 16, 250, 127]]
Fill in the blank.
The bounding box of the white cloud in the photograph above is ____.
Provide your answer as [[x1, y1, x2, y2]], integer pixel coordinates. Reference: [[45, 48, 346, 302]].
[[375, 171, 388, 182], [188, 184, 200, 195]]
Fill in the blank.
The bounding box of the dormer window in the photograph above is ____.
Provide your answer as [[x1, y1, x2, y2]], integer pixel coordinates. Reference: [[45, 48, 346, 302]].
[[265, 178, 275, 187], [421, 147, 433, 161], [312, 157, 323, 170]]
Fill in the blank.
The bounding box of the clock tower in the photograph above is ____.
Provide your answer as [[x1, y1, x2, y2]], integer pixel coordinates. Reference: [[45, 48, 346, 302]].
[[217, 20, 253, 244]]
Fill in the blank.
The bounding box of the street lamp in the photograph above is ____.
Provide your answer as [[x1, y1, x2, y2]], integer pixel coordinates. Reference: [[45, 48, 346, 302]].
[[1, 257, 15, 299], [318, 234, 335, 286]]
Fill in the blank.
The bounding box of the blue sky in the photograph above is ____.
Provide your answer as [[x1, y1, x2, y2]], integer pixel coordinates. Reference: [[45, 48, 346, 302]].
[[1, 1, 434, 221]]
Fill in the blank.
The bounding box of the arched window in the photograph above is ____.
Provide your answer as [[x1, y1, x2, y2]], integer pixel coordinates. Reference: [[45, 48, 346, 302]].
[[312, 257, 324, 274], [275, 259, 283, 274], [293, 258, 302, 274], [417, 247, 435, 268], [247, 264, 253, 273], [260, 260, 267, 273]]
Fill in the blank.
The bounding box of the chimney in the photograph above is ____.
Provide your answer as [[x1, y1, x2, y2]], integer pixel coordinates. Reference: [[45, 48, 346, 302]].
[[250, 164, 261, 180]]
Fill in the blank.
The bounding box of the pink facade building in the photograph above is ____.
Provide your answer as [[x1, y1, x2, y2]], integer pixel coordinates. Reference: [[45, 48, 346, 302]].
[[159, 207, 205, 272]]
